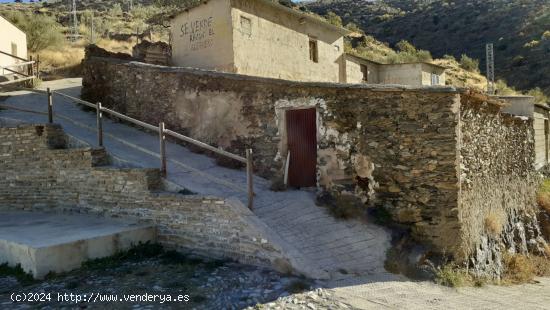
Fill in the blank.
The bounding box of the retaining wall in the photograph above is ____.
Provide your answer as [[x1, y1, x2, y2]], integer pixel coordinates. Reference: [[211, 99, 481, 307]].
[[0, 124, 307, 276]]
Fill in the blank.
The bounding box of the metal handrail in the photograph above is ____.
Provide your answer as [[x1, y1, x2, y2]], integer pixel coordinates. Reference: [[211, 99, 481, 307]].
[[0, 51, 39, 87], [52, 91, 95, 109], [0, 61, 35, 70], [101, 107, 159, 132], [0, 85, 255, 210], [164, 129, 246, 163], [0, 50, 28, 62]]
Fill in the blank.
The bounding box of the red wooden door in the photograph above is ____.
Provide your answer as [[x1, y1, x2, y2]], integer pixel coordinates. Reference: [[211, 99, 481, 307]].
[[286, 108, 317, 188]]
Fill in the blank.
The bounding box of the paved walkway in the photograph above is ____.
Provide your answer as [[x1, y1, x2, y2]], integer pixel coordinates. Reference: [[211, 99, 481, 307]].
[[0, 79, 392, 280]]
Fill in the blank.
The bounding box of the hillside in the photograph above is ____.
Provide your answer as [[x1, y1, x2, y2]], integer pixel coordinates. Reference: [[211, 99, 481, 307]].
[[0, 0, 531, 97], [306, 0, 550, 100]]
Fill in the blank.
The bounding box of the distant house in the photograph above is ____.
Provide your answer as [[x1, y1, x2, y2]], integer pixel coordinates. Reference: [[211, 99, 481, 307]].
[[344, 54, 446, 86], [169, 0, 350, 83], [168, 0, 447, 86], [501, 95, 550, 169], [0, 15, 28, 75]]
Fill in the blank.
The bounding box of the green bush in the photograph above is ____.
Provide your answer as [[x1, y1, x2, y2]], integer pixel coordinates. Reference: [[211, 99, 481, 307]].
[[459, 54, 480, 72], [526, 87, 549, 104], [325, 11, 343, 27], [443, 54, 456, 61], [388, 40, 433, 63]]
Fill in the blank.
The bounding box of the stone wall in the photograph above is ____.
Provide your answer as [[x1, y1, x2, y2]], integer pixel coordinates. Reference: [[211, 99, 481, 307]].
[[0, 124, 305, 276], [81, 53, 544, 275], [82, 54, 462, 248], [457, 94, 545, 277]]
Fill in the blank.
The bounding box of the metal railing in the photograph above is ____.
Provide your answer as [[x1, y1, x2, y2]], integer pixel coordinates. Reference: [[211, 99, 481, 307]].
[[0, 51, 39, 87], [1, 86, 255, 210]]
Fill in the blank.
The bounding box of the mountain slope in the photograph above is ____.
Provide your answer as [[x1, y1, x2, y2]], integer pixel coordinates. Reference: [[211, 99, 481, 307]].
[[307, 0, 550, 99]]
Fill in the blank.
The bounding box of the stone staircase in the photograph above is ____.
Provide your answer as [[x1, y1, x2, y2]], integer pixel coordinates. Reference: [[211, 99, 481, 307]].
[[0, 123, 308, 278]]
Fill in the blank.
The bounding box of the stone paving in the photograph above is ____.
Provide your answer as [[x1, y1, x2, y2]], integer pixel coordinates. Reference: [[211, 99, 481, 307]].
[[0, 79, 392, 280]]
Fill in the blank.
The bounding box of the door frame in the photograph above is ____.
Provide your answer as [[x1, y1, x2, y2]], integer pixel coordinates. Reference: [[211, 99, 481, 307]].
[[274, 102, 320, 188]]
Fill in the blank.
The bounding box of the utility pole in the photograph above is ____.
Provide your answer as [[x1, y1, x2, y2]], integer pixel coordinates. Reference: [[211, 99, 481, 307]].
[[90, 14, 94, 44], [486, 43, 495, 95], [69, 0, 79, 42]]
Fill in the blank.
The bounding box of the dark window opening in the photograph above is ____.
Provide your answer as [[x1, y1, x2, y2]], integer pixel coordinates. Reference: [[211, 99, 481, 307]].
[[360, 64, 368, 83], [309, 39, 318, 63]]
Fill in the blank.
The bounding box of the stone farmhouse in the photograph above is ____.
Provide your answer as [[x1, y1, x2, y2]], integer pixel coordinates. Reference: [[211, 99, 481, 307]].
[[168, 0, 446, 86], [0, 15, 28, 77], [1, 0, 544, 281]]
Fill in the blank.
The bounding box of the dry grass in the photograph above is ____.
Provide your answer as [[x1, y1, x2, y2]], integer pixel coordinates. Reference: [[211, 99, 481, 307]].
[[502, 253, 550, 284], [502, 254, 536, 284], [537, 179, 550, 214], [435, 265, 474, 287], [36, 46, 85, 71], [32, 38, 134, 79], [484, 212, 504, 237], [459, 175, 539, 261], [95, 38, 134, 55]]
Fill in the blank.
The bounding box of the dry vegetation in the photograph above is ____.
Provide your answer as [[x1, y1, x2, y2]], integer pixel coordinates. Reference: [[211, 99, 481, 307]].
[[459, 176, 539, 261], [434, 176, 550, 288], [0, 1, 172, 79]]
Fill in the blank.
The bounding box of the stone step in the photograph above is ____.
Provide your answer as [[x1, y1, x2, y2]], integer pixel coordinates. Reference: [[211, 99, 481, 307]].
[[0, 211, 156, 279]]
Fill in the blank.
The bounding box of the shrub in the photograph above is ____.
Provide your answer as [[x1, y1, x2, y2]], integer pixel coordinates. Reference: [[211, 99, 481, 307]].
[[325, 11, 343, 27], [459, 54, 480, 72], [503, 254, 535, 284], [395, 40, 417, 54], [524, 40, 540, 48], [345, 22, 362, 33], [542, 31, 550, 41], [495, 79, 517, 95], [443, 54, 456, 61], [435, 265, 472, 287], [526, 87, 549, 104]]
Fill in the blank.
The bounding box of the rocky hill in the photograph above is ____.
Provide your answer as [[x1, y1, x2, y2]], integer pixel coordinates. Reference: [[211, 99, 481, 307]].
[[306, 0, 550, 100]]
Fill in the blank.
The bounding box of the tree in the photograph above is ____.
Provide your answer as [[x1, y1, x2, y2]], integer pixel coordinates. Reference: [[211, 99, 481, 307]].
[[325, 11, 343, 27], [459, 54, 480, 72]]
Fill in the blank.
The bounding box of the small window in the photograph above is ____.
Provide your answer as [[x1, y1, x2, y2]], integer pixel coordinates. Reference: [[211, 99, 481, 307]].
[[360, 64, 368, 83], [240, 16, 252, 36], [431, 73, 440, 85], [334, 44, 340, 52], [309, 39, 318, 63], [11, 42, 17, 57]]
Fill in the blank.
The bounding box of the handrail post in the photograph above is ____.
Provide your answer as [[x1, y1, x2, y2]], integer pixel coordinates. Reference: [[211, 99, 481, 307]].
[[246, 148, 254, 211], [96, 102, 103, 147], [47, 88, 53, 123], [159, 122, 167, 177], [36, 55, 40, 80]]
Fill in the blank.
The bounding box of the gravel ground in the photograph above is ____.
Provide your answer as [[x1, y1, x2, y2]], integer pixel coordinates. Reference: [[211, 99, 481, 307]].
[[0, 247, 315, 310], [2, 249, 550, 310]]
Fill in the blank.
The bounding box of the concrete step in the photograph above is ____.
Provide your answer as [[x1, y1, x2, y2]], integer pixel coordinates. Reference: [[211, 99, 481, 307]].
[[0, 211, 156, 279]]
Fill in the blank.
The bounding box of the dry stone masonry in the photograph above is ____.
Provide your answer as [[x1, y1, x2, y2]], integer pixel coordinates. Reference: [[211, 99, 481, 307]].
[[80, 48, 546, 277]]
